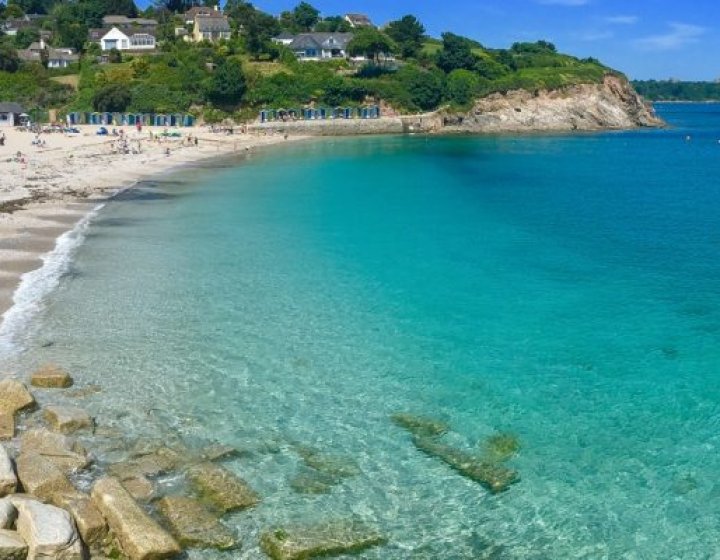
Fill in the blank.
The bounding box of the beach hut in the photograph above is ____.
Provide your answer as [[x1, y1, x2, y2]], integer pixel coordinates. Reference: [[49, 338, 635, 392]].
[[344, 107, 353, 119], [101, 112, 113, 125], [67, 112, 79, 125], [317, 108, 327, 120], [360, 107, 369, 119], [260, 110, 269, 123], [154, 114, 168, 127], [369, 105, 380, 119], [183, 114, 194, 127], [302, 108, 313, 120]]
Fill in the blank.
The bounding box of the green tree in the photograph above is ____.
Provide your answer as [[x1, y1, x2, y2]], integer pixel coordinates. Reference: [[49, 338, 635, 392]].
[[396, 64, 444, 110], [93, 82, 132, 111], [206, 58, 246, 107], [385, 15, 425, 59], [314, 16, 351, 33], [347, 27, 396, 64], [4, 3, 24, 17], [8, 0, 53, 14], [14, 26, 39, 49], [107, 48, 122, 63], [436, 32, 478, 73], [154, 0, 198, 13], [0, 44, 21, 72], [291, 1, 319, 31], [445, 69, 479, 106]]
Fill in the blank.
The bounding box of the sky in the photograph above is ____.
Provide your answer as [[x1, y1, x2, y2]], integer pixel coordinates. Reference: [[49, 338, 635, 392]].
[[143, 0, 720, 80]]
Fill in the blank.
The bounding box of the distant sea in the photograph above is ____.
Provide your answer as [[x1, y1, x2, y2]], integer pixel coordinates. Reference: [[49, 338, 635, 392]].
[[2, 103, 720, 558]]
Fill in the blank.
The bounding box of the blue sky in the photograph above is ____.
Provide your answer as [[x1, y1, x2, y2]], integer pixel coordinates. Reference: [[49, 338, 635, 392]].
[[144, 1, 720, 80]]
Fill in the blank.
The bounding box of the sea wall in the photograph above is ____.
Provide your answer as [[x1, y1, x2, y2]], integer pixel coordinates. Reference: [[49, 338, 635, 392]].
[[250, 117, 405, 136], [442, 75, 664, 133]]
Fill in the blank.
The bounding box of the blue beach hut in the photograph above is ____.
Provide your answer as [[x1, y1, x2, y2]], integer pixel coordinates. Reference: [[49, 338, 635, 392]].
[[343, 107, 353, 119], [183, 115, 194, 127]]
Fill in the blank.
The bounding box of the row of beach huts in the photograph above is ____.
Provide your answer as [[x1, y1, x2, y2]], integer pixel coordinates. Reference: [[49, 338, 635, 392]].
[[65, 112, 196, 127], [259, 106, 381, 123]]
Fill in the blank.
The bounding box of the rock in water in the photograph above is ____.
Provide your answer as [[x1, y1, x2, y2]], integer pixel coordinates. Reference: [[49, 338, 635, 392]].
[[14, 498, 83, 560], [15, 453, 76, 503], [30, 365, 74, 389], [0, 380, 35, 415], [390, 413, 449, 438], [0, 414, 14, 442], [54, 495, 107, 551], [43, 406, 94, 434], [20, 429, 91, 473], [156, 496, 238, 550], [0, 529, 27, 560], [91, 477, 180, 560], [187, 462, 259, 513], [0, 446, 17, 498], [260, 519, 386, 560], [412, 436, 519, 494]]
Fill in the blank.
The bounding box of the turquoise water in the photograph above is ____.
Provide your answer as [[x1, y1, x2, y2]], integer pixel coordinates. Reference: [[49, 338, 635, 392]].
[[3, 104, 720, 558]]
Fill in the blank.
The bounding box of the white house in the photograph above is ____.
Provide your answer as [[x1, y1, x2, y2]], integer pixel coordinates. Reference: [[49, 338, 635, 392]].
[[0, 103, 24, 127], [284, 33, 354, 61], [99, 27, 156, 51]]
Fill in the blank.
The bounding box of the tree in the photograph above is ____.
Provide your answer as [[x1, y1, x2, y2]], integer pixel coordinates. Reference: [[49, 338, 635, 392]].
[[314, 15, 351, 33], [291, 2, 319, 31], [0, 45, 21, 72], [206, 58, 246, 107], [385, 15, 425, 59], [15, 26, 39, 49], [436, 32, 478, 73], [347, 27, 396, 65], [107, 48, 121, 63], [93, 82, 132, 112], [154, 0, 199, 13], [241, 7, 281, 60], [445, 69, 479, 106], [396, 64, 444, 111], [8, 0, 54, 15]]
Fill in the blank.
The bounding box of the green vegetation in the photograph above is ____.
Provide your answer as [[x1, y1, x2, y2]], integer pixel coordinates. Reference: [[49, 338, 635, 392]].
[[0, 0, 616, 120], [632, 80, 720, 101]]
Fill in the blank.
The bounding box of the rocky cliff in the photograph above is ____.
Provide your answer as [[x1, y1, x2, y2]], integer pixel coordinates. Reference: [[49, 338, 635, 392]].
[[441, 75, 664, 133]]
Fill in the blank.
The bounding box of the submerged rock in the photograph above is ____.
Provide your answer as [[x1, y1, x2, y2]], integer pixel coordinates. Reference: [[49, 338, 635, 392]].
[[390, 413, 449, 438], [0, 446, 17, 498], [44, 406, 94, 435], [0, 380, 35, 416], [156, 496, 238, 550], [91, 477, 180, 560], [260, 518, 386, 560], [65, 385, 102, 399], [0, 529, 27, 560], [20, 429, 91, 472], [120, 476, 155, 503], [14, 497, 83, 560], [30, 364, 74, 389], [108, 447, 182, 480], [187, 462, 259, 513], [296, 447, 361, 479], [289, 468, 339, 495], [482, 433, 521, 463], [413, 436, 519, 494], [199, 444, 241, 462]]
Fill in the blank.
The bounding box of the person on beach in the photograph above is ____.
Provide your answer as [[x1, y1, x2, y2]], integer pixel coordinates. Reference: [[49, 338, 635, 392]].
[[0, 132, 5, 146]]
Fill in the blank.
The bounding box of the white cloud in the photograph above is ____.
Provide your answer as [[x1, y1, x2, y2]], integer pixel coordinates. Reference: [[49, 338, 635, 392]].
[[537, 0, 590, 6], [605, 16, 639, 25], [634, 23, 706, 50]]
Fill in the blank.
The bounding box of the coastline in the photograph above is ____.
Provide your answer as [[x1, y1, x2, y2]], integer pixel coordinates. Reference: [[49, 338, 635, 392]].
[[0, 125, 308, 322]]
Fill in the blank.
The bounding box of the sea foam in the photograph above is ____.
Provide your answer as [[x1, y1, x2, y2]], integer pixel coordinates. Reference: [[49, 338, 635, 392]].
[[0, 203, 104, 354]]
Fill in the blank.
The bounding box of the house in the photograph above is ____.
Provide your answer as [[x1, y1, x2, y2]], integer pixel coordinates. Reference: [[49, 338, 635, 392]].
[[0, 103, 24, 127], [344, 13, 373, 28], [101, 15, 157, 31], [183, 6, 219, 26], [285, 33, 354, 61], [191, 15, 231, 43], [17, 40, 79, 68], [97, 27, 156, 52], [272, 31, 295, 46], [2, 15, 42, 36]]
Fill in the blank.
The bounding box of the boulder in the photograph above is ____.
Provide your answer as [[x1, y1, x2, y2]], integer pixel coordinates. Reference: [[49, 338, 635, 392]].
[[390, 413, 449, 438], [20, 429, 91, 472], [0, 499, 15, 529], [108, 447, 181, 480], [119, 476, 155, 503], [0, 380, 35, 416], [14, 498, 83, 560], [15, 453, 83, 506], [29, 365, 73, 389], [260, 519, 386, 560], [412, 436, 519, 494], [0, 529, 27, 560], [186, 462, 259, 513], [156, 496, 238, 550], [43, 406, 94, 435], [55, 495, 107, 550], [0, 447, 16, 498], [91, 477, 180, 560], [0, 415, 13, 442]]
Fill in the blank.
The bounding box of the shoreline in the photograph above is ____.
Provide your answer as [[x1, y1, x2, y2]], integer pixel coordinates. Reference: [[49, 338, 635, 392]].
[[0, 126, 309, 323]]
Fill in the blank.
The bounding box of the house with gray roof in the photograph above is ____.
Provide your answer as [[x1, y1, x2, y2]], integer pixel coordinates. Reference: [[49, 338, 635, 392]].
[[17, 40, 79, 68], [0, 103, 25, 127], [284, 33, 354, 61], [344, 13, 374, 28], [191, 15, 231, 43], [102, 15, 157, 30]]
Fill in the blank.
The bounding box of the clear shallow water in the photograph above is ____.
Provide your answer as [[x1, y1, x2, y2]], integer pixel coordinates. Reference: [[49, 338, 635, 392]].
[[3, 105, 720, 558]]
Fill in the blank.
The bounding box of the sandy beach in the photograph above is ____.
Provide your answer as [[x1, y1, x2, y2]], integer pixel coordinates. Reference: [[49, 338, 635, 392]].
[[0, 124, 305, 319]]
